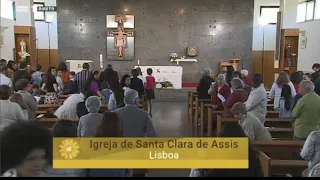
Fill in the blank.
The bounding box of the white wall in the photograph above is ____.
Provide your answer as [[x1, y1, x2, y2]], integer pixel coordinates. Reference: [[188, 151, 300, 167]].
[[1, 0, 15, 60], [0, 17, 15, 60], [281, 0, 320, 71], [282, 0, 299, 28], [252, 0, 280, 51], [297, 20, 320, 72], [34, 0, 58, 49]]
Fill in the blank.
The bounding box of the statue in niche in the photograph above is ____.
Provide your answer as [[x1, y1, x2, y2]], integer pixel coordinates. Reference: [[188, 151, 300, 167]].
[[285, 43, 294, 67], [18, 39, 30, 61]]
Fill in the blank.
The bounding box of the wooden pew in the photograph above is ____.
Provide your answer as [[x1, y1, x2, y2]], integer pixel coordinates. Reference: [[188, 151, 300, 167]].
[[188, 90, 196, 122], [216, 116, 293, 138], [266, 111, 280, 118], [266, 127, 293, 139], [252, 140, 304, 160], [190, 94, 198, 124], [264, 118, 292, 128], [38, 104, 60, 110], [259, 151, 307, 177], [267, 104, 274, 111], [36, 110, 47, 115], [206, 107, 223, 137], [198, 99, 212, 134], [38, 118, 79, 128]]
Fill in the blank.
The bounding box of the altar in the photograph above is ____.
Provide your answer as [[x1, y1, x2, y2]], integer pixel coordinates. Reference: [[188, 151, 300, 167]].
[[134, 66, 183, 89], [66, 60, 93, 73]]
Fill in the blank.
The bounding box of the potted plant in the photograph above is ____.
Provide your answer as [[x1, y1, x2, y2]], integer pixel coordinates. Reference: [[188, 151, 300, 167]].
[[169, 53, 178, 60]]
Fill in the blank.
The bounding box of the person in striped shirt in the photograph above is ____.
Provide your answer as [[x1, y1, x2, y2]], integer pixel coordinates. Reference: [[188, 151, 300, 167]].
[[75, 63, 90, 93]]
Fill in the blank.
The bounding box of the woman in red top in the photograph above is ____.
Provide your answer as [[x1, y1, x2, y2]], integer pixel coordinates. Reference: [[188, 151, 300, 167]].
[[223, 78, 248, 118], [209, 74, 231, 110], [145, 68, 156, 116]]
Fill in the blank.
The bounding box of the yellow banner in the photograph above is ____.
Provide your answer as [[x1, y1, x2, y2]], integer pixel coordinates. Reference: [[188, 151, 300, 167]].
[[53, 138, 248, 169]]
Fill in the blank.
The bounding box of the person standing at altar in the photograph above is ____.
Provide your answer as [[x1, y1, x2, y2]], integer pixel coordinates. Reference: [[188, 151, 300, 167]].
[[101, 64, 119, 84], [136, 67, 146, 87], [75, 63, 90, 93], [145, 68, 156, 116], [197, 68, 214, 99], [130, 69, 145, 98]]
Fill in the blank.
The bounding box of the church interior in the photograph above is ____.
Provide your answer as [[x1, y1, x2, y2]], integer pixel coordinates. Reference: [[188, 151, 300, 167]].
[[1, 0, 320, 177]]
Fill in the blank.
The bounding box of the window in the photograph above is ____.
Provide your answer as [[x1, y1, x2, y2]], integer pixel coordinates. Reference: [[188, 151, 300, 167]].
[[260, 6, 280, 24], [33, 2, 45, 21], [1, 0, 14, 20], [315, 0, 320, 19], [306, 1, 315, 20], [297, 2, 307, 22]]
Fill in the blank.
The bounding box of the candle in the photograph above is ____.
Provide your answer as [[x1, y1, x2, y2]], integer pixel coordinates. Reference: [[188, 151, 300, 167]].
[[100, 54, 103, 68], [138, 59, 140, 65]]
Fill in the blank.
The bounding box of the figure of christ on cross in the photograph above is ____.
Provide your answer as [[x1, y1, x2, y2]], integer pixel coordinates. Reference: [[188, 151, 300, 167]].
[[108, 26, 134, 58]]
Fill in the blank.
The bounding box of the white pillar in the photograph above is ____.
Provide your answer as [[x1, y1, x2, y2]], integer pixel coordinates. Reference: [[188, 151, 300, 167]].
[[279, 0, 285, 29], [15, 0, 35, 26]]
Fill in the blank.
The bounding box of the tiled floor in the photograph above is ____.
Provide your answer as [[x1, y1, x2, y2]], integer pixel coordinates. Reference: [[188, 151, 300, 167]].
[[146, 101, 192, 177]]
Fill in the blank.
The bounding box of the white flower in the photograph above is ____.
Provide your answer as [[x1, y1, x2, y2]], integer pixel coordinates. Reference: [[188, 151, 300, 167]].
[[169, 53, 178, 58]]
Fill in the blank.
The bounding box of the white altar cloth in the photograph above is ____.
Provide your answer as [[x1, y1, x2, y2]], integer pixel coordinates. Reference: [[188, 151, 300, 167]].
[[134, 66, 183, 89]]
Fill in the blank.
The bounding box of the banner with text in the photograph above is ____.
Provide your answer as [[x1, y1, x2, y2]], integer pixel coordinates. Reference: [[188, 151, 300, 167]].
[[53, 138, 248, 169]]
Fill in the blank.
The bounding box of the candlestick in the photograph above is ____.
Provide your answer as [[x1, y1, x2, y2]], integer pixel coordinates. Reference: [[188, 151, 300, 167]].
[[99, 54, 103, 69]]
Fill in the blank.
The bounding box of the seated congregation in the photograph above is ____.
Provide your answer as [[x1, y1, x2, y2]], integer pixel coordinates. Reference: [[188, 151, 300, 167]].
[[193, 64, 320, 177]]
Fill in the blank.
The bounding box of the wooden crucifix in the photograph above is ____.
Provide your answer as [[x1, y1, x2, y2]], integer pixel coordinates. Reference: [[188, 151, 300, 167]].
[[107, 15, 134, 59]]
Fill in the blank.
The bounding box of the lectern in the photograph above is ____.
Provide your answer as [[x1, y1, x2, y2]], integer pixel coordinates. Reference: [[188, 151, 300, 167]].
[[229, 58, 241, 71], [220, 59, 241, 73]]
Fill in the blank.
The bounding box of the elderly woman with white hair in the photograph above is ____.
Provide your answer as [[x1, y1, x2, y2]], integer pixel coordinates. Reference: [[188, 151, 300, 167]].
[[223, 78, 248, 118], [196, 68, 214, 99], [292, 80, 320, 140], [241, 70, 253, 87], [77, 96, 104, 137], [231, 102, 272, 141], [208, 74, 231, 110]]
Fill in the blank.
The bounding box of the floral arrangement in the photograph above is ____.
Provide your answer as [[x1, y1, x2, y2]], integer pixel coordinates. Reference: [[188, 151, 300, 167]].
[[169, 53, 179, 60], [161, 81, 173, 88]]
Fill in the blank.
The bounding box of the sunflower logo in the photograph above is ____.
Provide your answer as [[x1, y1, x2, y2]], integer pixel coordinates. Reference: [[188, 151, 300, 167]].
[[59, 138, 80, 160]]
